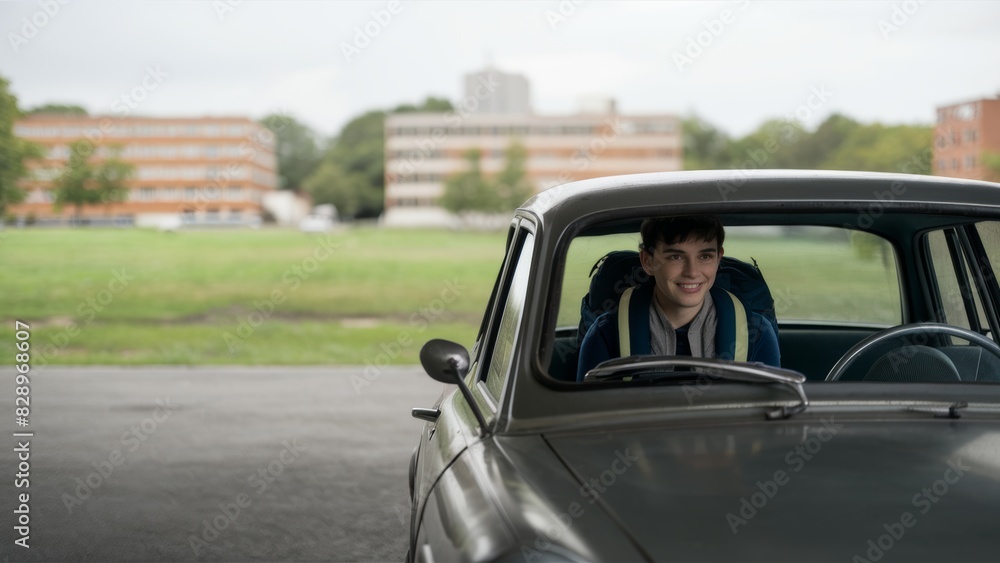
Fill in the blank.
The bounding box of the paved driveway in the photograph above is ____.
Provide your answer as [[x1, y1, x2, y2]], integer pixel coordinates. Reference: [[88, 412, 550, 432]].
[[1, 366, 447, 562]]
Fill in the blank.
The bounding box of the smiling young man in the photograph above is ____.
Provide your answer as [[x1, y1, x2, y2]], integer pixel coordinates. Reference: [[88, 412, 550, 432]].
[[576, 215, 780, 381]]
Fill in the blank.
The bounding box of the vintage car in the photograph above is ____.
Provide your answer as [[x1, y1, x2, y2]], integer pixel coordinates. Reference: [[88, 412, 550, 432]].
[[408, 170, 1000, 562]]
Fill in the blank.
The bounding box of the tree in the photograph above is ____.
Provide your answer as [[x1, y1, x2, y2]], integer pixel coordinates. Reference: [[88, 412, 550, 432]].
[[259, 113, 322, 191], [26, 103, 88, 116], [304, 97, 454, 219], [302, 160, 379, 218], [981, 151, 1000, 182], [493, 141, 535, 209], [0, 75, 43, 218], [440, 148, 494, 214], [821, 123, 932, 173], [53, 140, 134, 224], [681, 114, 731, 170]]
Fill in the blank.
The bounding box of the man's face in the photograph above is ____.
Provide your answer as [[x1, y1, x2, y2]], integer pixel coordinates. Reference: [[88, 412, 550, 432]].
[[639, 237, 723, 326]]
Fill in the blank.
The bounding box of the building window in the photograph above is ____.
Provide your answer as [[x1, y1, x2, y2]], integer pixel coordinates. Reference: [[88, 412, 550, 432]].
[[206, 145, 218, 157], [206, 208, 220, 221], [229, 209, 242, 222], [184, 187, 197, 201], [226, 186, 244, 201], [161, 187, 179, 201], [965, 155, 976, 170], [964, 129, 978, 143], [138, 187, 156, 201], [952, 158, 959, 170]]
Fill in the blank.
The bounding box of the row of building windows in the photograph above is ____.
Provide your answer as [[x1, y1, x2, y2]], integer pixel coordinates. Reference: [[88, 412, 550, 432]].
[[388, 121, 676, 138], [936, 156, 978, 172], [392, 197, 437, 208], [25, 186, 261, 204], [936, 129, 979, 148], [16, 123, 255, 139], [136, 165, 250, 181], [47, 143, 259, 160]]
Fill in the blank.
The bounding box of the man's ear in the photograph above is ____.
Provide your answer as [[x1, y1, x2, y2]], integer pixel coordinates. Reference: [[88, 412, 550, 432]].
[[719, 246, 725, 259], [639, 248, 656, 276]]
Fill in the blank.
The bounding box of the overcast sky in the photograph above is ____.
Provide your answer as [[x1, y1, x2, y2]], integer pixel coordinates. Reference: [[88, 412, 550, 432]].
[[2, 1, 998, 138]]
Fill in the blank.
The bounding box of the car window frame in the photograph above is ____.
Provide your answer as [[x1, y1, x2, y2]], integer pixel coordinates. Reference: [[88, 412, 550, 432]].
[[468, 219, 535, 418]]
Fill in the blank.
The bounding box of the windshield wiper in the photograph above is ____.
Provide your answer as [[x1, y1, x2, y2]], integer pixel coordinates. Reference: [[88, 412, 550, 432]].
[[585, 356, 809, 420]]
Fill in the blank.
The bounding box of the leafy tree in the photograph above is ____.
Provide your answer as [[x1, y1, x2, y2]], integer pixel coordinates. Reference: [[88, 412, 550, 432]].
[[53, 140, 134, 224], [681, 114, 731, 170], [0, 75, 43, 218], [821, 123, 932, 173], [304, 97, 454, 219], [441, 148, 494, 213], [259, 113, 322, 191], [26, 103, 88, 116], [981, 151, 1000, 182], [302, 160, 379, 218], [493, 141, 534, 209], [796, 113, 861, 168]]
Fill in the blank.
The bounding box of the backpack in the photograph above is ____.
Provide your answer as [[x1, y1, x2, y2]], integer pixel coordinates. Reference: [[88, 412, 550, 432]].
[[578, 251, 779, 346]]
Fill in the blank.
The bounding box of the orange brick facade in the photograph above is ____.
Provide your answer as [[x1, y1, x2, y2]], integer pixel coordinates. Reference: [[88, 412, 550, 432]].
[[10, 115, 278, 226], [934, 98, 1000, 182]]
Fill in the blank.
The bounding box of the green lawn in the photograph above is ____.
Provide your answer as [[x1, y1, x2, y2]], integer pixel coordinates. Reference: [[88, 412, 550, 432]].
[[1, 225, 901, 366], [1, 227, 506, 365]]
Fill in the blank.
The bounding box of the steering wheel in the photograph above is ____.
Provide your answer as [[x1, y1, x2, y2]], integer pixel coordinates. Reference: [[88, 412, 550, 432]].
[[825, 323, 1000, 381]]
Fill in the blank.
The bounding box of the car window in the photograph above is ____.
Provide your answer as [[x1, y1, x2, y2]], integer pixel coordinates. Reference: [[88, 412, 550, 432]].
[[926, 227, 994, 342], [976, 221, 1000, 297], [927, 230, 975, 332], [558, 226, 902, 328], [483, 232, 534, 400]]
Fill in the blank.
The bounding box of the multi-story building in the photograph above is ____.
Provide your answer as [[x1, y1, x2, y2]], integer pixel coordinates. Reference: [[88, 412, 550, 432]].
[[10, 115, 278, 227], [933, 97, 1000, 181], [383, 110, 682, 227]]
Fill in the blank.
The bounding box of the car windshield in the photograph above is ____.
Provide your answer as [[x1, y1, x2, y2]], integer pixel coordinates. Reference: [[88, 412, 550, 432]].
[[548, 217, 1000, 385]]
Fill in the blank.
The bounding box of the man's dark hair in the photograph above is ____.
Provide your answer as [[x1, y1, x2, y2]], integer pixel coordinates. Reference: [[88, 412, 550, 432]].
[[640, 215, 725, 252]]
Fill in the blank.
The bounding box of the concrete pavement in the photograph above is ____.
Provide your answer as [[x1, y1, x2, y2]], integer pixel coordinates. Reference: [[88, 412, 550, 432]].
[[0, 366, 448, 562]]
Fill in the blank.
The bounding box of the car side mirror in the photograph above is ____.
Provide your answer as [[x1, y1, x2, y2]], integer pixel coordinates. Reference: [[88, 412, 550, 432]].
[[418, 339, 488, 436], [419, 338, 470, 384]]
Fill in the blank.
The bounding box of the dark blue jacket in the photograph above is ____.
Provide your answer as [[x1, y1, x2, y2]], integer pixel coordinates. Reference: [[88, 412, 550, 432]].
[[577, 284, 780, 381]]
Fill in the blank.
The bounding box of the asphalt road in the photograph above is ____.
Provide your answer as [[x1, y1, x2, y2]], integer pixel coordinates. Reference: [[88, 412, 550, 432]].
[[0, 366, 448, 562]]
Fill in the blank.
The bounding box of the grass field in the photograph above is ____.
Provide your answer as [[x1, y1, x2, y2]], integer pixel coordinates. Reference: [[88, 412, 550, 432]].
[[1, 227, 506, 365], [1, 225, 900, 365]]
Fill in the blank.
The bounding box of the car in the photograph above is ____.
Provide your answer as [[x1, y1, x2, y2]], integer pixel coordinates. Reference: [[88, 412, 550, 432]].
[[407, 169, 1000, 562]]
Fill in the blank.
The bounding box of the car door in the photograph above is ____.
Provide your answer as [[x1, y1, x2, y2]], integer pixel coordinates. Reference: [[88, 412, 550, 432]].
[[409, 220, 535, 542]]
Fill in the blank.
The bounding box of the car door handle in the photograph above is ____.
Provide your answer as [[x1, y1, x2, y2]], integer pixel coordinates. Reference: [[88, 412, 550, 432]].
[[411, 408, 440, 423]]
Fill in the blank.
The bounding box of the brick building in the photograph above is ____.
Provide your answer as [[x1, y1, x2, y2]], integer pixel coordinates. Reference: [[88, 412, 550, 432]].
[[10, 115, 278, 227], [933, 97, 1000, 181]]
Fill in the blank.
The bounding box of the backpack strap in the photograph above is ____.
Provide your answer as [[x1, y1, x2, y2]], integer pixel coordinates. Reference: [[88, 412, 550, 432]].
[[618, 286, 635, 357], [722, 289, 749, 362], [618, 285, 750, 361]]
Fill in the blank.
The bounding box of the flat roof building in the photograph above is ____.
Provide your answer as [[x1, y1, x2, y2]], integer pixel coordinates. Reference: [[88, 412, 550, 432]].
[[933, 97, 1000, 181], [10, 115, 278, 227], [382, 110, 682, 227]]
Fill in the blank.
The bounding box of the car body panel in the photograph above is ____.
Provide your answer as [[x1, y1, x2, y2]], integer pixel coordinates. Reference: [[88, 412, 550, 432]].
[[409, 170, 1000, 562]]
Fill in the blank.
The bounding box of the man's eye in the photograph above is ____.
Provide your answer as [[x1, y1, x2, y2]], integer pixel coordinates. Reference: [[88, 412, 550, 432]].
[[666, 255, 682, 260]]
